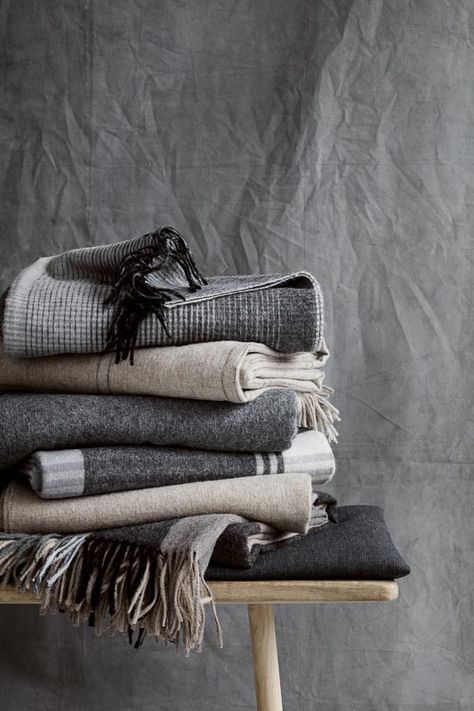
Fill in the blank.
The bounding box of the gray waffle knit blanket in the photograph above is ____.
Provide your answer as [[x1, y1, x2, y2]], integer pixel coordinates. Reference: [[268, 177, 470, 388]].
[[2, 233, 324, 358], [21, 429, 335, 499], [0, 390, 300, 470]]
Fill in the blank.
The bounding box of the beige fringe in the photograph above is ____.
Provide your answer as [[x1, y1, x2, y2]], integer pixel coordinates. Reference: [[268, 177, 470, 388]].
[[297, 388, 340, 443], [0, 533, 220, 653]]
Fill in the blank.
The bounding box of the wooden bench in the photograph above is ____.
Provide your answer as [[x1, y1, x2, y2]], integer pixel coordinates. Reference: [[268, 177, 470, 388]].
[[0, 580, 399, 711]]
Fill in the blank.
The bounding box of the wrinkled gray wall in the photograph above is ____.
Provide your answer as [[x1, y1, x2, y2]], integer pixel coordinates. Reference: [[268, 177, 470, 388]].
[[0, 1, 473, 708]]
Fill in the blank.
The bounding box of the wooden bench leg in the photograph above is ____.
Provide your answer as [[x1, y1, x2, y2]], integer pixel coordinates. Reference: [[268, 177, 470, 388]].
[[248, 604, 283, 711]]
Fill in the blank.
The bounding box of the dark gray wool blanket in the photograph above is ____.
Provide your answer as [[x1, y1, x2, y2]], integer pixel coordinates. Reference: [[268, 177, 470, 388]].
[[0, 390, 299, 470], [207, 506, 411, 582], [0, 495, 337, 651], [2, 227, 324, 360], [21, 430, 335, 499]]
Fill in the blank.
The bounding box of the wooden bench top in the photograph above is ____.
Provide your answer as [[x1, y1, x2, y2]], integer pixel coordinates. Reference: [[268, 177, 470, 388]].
[[0, 580, 399, 711], [0, 580, 398, 604]]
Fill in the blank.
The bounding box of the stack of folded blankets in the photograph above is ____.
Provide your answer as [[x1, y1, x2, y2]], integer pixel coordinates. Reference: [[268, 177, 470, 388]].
[[0, 227, 409, 651]]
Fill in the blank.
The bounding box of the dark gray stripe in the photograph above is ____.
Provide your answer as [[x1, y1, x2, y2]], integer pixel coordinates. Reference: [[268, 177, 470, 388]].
[[276, 453, 285, 474]]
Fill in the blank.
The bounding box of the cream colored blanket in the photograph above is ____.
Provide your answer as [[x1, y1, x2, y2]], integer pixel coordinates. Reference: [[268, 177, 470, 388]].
[[1, 473, 316, 535], [0, 340, 339, 440]]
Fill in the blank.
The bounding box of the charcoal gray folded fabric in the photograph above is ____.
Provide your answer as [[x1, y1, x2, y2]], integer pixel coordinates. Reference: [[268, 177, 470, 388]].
[[0, 340, 339, 441], [210, 491, 338, 568], [2, 232, 324, 358], [21, 430, 335, 499], [0, 390, 299, 470], [207, 506, 411, 581]]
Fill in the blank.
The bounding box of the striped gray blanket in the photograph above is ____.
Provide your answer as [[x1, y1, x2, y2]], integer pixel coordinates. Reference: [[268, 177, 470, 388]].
[[21, 430, 335, 499], [2, 231, 324, 358]]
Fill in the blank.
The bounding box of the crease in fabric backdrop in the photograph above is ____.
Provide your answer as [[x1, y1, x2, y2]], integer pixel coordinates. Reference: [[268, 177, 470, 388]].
[[0, 0, 473, 709]]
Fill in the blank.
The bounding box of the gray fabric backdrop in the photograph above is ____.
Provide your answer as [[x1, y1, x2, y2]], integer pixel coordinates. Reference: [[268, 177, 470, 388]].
[[0, 1, 472, 709]]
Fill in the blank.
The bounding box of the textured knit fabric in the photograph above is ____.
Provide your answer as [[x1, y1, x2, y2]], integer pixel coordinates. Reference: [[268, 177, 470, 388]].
[[0, 340, 339, 441], [0, 390, 299, 469], [21, 430, 335, 499], [207, 506, 411, 581], [0, 474, 318, 534], [3, 234, 324, 358]]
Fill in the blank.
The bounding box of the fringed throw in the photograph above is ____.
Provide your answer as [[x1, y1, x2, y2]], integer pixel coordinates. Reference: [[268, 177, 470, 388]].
[[0, 499, 337, 651], [0, 525, 225, 652], [298, 389, 340, 443], [2, 229, 324, 359]]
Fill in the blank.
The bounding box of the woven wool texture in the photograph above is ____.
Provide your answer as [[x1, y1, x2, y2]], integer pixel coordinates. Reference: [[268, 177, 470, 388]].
[[0, 494, 337, 652], [0, 390, 300, 469], [207, 506, 411, 581], [21, 429, 335, 499], [0, 340, 339, 441], [0, 474, 316, 534], [0, 340, 330, 400], [2, 233, 324, 358]]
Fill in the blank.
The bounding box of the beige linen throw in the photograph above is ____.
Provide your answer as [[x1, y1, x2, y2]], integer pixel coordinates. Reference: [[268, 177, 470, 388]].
[[0, 340, 339, 440], [1, 473, 315, 535]]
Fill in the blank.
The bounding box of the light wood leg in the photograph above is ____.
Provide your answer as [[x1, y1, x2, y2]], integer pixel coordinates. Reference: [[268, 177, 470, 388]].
[[248, 604, 283, 711]]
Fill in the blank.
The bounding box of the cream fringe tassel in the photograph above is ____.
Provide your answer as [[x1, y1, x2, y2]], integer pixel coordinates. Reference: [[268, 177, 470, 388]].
[[297, 387, 340, 443], [0, 533, 221, 653]]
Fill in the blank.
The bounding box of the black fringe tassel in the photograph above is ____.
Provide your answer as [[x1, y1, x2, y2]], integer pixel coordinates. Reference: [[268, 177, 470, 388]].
[[104, 226, 207, 364]]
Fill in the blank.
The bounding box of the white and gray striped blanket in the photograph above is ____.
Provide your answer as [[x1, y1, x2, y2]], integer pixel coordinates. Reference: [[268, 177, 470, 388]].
[[21, 429, 335, 499]]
